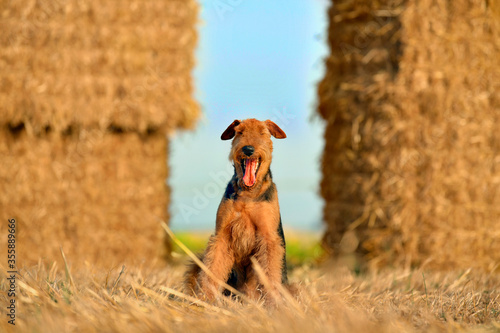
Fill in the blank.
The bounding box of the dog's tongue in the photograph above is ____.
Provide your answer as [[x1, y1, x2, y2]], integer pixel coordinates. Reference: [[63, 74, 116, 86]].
[[243, 159, 257, 187]]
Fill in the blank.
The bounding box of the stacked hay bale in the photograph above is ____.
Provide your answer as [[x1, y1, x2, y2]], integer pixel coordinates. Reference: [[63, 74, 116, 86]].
[[318, 0, 500, 270], [0, 0, 199, 267]]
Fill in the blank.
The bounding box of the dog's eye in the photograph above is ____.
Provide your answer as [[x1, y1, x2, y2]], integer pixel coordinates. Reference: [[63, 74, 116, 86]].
[[236, 131, 242, 135]]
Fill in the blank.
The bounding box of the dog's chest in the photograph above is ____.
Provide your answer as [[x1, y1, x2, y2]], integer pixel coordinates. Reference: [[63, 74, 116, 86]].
[[229, 206, 256, 262]]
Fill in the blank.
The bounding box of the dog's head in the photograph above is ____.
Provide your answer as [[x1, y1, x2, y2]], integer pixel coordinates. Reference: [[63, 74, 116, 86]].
[[221, 119, 286, 189]]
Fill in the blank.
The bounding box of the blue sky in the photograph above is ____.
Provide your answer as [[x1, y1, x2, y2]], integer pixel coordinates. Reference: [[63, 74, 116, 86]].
[[169, 0, 330, 231]]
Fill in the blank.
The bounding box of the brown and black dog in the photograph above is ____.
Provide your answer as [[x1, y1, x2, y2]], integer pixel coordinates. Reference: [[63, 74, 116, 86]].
[[185, 118, 288, 301]]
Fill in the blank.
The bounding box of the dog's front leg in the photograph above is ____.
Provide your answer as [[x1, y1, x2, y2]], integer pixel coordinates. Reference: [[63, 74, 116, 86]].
[[199, 232, 234, 301], [253, 230, 285, 301]]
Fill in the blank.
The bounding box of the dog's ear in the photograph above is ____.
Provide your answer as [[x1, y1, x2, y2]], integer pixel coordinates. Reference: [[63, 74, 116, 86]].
[[221, 120, 241, 140], [265, 120, 287, 139]]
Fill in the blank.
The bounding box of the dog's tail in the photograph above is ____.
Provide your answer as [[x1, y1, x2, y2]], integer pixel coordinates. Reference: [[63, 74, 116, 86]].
[[183, 253, 204, 295]]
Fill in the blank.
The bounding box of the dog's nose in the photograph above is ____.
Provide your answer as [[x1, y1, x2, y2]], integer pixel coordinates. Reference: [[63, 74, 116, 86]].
[[242, 145, 255, 156]]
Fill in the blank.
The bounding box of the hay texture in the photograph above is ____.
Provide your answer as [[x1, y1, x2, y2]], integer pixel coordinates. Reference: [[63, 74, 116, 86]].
[[0, 0, 199, 134], [0, 0, 199, 267], [0, 130, 169, 266], [318, 0, 500, 270]]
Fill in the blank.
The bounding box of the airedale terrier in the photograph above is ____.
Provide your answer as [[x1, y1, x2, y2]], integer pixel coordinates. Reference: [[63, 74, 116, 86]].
[[185, 118, 288, 301]]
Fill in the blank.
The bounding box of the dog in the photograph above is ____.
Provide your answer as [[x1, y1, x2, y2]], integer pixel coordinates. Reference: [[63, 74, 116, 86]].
[[184, 118, 288, 301]]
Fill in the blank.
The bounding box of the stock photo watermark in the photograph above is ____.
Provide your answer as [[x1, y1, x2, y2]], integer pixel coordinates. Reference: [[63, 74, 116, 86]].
[[177, 163, 234, 222], [6, 218, 17, 325], [209, 105, 297, 125], [201, 0, 244, 21]]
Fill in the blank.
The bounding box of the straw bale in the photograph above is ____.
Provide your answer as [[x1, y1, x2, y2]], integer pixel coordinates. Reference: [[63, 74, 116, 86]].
[[0, 129, 169, 267], [318, 0, 500, 270], [0, 0, 200, 134], [0, 0, 199, 267]]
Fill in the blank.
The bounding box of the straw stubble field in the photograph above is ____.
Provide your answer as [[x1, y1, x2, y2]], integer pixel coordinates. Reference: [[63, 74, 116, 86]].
[[0, 234, 499, 333]]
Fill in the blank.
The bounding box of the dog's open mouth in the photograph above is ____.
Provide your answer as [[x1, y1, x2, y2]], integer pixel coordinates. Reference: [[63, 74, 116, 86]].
[[241, 158, 260, 187]]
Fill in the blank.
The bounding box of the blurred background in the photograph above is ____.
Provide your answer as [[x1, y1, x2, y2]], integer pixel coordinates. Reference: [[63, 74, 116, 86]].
[[169, 0, 329, 232], [1, 0, 499, 271]]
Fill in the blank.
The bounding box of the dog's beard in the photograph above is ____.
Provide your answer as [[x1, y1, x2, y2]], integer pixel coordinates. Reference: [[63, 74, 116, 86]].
[[241, 158, 260, 187]]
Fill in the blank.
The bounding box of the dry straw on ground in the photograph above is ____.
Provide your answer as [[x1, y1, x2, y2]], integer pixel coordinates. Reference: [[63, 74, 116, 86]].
[[318, 0, 500, 270], [0, 0, 200, 267], [0, 260, 498, 332]]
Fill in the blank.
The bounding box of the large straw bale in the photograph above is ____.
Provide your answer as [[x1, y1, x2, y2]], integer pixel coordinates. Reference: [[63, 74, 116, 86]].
[[318, 0, 500, 270], [0, 129, 169, 267], [0, 0, 199, 266], [0, 0, 199, 134], [318, 0, 405, 265]]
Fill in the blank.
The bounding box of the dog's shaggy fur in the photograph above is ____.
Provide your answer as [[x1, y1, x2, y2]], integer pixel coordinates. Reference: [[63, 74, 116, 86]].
[[184, 119, 288, 301]]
